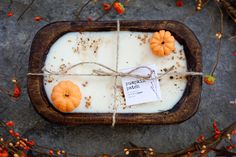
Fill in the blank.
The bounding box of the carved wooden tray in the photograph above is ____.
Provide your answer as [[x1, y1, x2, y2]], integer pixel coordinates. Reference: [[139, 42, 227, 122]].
[[27, 20, 202, 125]]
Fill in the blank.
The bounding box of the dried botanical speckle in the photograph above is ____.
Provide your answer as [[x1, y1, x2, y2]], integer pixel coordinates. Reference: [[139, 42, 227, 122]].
[[72, 35, 101, 54], [82, 81, 88, 87], [45, 76, 54, 83], [59, 64, 67, 72], [176, 62, 181, 67], [135, 34, 148, 45], [85, 96, 92, 108]]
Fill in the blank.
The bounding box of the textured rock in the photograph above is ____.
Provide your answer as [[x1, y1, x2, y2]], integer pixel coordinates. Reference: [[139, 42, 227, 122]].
[[0, 0, 235, 156]]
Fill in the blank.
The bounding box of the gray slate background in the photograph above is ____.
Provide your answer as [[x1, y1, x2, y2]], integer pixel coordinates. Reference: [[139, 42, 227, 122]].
[[0, 0, 236, 156]]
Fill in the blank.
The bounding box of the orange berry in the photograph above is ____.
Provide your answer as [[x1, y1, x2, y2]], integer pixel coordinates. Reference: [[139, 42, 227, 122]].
[[204, 75, 216, 85], [34, 16, 42, 22], [113, 2, 125, 14]]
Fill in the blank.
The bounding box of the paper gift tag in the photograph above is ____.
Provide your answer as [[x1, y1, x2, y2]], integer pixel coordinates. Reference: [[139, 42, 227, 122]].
[[120, 64, 161, 106]]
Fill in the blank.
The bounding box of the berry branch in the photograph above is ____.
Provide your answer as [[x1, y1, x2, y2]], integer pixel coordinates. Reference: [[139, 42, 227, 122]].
[[17, 0, 36, 22], [210, 0, 223, 76], [0, 119, 235, 157], [76, 0, 93, 20]]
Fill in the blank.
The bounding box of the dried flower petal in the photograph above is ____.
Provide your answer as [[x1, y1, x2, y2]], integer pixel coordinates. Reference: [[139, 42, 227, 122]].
[[233, 51, 236, 56], [226, 145, 233, 150], [196, 135, 205, 142], [27, 140, 35, 146], [6, 121, 14, 127], [24, 146, 29, 151], [13, 154, 19, 157], [176, 0, 183, 7], [49, 150, 54, 155], [7, 11, 13, 17], [14, 132, 20, 138], [9, 130, 15, 136], [215, 32, 222, 39], [13, 84, 21, 98], [103, 3, 111, 11], [87, 16, 92, 22], [34, 16, 42, 22], [212, 121, 221, 139], [213, 120, 217, 129], [231, 130, 236, 135]]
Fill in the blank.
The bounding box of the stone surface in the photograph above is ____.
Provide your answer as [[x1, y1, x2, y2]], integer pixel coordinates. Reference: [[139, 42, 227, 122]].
[[0, 0, 236, 156]]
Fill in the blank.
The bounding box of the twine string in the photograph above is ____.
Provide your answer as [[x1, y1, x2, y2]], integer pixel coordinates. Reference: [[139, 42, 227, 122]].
[[28, 62, 156, 80], [112, 19, 120, 127], [27, 62, 202, 79]]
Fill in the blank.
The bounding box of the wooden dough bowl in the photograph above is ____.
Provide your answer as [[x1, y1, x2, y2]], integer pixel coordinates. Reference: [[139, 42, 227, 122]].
[[27, 20, 202, 125]]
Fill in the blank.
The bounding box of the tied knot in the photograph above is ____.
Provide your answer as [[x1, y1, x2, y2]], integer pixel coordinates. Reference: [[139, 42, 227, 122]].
[[92, 65, 155, 80], [44, 62, 156, 80]]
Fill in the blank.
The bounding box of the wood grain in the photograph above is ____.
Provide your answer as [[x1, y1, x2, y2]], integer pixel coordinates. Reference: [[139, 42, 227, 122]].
[[27, 21, 202, 125]]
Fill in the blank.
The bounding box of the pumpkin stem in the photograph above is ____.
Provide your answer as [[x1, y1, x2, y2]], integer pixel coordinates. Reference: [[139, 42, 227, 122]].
[[64, 93, 70, 97]]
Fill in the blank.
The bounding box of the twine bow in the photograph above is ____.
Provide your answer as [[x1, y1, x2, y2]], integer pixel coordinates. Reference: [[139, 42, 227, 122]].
[[31, 62, 157, 80]]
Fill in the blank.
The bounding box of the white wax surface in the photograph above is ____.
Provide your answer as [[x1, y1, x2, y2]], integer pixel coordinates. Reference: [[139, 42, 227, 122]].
[[44, 31, 187, 113]]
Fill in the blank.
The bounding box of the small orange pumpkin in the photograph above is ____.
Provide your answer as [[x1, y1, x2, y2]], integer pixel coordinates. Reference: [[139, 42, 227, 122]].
[[51, 80, 82, 112], [150, 30, 175, 56]]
